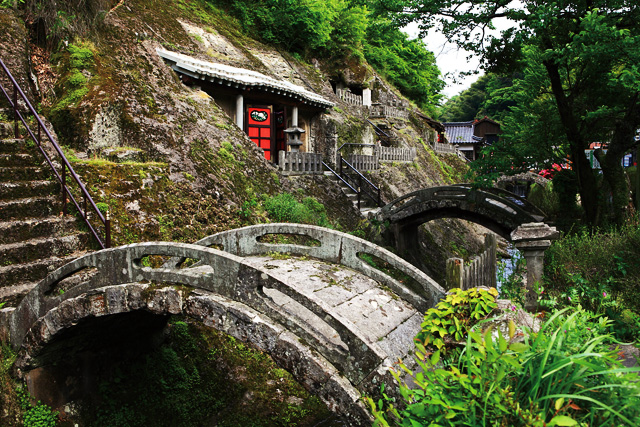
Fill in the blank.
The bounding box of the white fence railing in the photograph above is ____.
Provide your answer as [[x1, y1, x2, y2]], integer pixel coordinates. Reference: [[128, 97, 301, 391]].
[[433, 141, 468, 161], [346, 146, 417, 171], [446, 234, 497, 290], [376, 146, 416, 163], [336, 89, 363, 106], [279, 151, 323, 175], [347, 154, 379, 171], [369, 105, 409, 120]]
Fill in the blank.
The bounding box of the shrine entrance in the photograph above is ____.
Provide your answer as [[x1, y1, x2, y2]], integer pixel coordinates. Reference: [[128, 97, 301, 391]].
[[246, 105, 287, 162]]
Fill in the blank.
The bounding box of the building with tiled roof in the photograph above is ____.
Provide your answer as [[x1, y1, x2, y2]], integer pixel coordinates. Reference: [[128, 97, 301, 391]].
[[443, 117, 501, 161]]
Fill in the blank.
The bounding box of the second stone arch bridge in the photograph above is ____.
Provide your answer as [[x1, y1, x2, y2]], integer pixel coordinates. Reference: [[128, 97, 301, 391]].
[[1, 223, 446, 426]]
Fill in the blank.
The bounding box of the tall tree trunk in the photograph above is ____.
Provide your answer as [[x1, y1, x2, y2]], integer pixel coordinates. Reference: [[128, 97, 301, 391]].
[[543, 60, 601, 226]]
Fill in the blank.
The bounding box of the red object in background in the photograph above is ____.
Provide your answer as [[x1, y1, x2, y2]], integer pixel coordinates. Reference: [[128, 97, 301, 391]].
[[538, 163, 563, 179]]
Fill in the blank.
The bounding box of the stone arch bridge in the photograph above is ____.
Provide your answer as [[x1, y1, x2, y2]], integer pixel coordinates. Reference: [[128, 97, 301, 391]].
[[0, 223, 446, 425], [379, 184, 558, 309]]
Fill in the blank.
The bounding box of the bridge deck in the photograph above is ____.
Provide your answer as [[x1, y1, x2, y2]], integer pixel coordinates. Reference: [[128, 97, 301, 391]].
[[243, 255, 422, 363]]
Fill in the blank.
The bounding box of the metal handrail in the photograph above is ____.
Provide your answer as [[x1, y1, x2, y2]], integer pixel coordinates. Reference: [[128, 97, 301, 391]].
[[0, 58, 110, 249], [366, 119, 391, 139], [340, 157, 382, 208], [322, 161, 358, 194]]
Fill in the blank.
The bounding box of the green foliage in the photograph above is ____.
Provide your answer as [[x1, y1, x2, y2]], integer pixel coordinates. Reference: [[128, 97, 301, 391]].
[[263, 193, 330, 227], [213, 0, 364, 58], [364, 19, 443, 112], [16, 386, 58, 427], [23, 403, 58, 427], [403, 0, 640, 226], [416, 287, 498, 352], [368, 308, 640, 426], [50, 41, 95, 117], [544, 220, 640, 340], [0, 0, 24, 9], [438, 73, 517, 122]]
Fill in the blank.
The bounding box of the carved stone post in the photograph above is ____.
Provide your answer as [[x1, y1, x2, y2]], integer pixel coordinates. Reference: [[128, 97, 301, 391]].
[[511, 223, 560, 312]]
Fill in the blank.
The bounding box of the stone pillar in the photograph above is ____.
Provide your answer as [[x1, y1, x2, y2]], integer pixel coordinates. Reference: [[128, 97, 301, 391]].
[[363, 88, 372, 107], [511, 223, 560, 312], [292, 105, 299, 127], [235, 94, 244, 129]]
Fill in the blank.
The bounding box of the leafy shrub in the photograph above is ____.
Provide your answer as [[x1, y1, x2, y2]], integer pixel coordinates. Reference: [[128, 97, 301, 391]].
[[368, 308, 640, 426], [23, 403, 58, 427], [416, 287, 498, 353], [263, 193, 330, 227], [544, 221, 640, 339]]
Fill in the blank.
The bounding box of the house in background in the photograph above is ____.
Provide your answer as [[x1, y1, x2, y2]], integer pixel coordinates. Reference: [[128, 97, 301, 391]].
[[443, 117, 501, 161]]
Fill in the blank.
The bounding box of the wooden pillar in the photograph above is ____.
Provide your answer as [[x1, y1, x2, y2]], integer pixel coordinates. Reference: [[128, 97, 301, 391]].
[[235, 94, 243, 129], [446, 258, 463, 290]]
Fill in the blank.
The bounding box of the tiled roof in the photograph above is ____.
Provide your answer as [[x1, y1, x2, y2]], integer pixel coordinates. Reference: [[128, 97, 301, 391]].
[[157, 48, 334, 108], [444, 121, 477, 144]]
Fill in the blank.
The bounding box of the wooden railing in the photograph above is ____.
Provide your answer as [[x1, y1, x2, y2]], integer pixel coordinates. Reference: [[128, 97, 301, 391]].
[[0, 58, 110, 249], [336, 89, 363, 106], [376, 146, 416, 163], [369, 105, 408, 120], [278, 151, 323, 175], [432, 141, 468, 161], [446, 234, 497, 290], [347, 154, 379, 171]]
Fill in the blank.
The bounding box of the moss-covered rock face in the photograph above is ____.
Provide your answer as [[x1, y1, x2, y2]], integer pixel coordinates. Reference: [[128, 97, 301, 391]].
[[0, 8, 35, 105]]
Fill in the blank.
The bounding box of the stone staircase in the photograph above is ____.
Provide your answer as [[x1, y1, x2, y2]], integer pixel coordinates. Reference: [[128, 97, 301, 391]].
[[323, 171, 380, 217], [0, 120, 90, 306]]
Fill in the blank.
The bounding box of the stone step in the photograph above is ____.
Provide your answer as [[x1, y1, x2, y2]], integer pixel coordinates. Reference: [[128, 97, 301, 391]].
[[0, 282, 38, 307], [0, 196, 61, 220], [0, 180, 59, 200], [0, 139, 29, 154], [0, 254, 78, 291], [0, 166, 51, 181], [0, 122, 13, 139], [0, 216, 77, 245], [0, 233, 90, 266], [0, 153, 37, 167]]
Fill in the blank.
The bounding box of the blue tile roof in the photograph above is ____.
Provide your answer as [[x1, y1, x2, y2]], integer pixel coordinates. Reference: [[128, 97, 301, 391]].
[[444, 121, 476, 144]]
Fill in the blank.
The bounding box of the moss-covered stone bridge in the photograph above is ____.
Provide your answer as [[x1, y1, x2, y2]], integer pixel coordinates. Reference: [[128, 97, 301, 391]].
[[0, 223, 447, 425]]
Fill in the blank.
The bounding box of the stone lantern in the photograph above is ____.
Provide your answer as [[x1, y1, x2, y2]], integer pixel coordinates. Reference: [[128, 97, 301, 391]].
[[284, 126, 305, 152], [511, 223, 560, 311]]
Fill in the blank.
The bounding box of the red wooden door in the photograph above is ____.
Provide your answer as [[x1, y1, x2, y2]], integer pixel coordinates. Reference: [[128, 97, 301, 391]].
[[247, 106, 273, 161]]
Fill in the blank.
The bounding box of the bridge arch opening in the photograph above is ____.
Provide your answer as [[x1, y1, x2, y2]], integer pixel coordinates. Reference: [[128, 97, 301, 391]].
[[16, 283, 365, 425]]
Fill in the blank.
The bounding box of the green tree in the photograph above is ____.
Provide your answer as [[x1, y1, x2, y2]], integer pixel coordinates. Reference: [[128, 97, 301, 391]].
[[380, 0, 640, 226], [364, 19, 444, 113], [439, 73, 516, 122]]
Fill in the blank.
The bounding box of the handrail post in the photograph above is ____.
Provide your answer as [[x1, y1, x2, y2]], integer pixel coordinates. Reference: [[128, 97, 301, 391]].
[[358, 174, 362, 210], [12, 82, 18, 138], [61, 164, 67, 216], [105, 209, 111, 248]]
